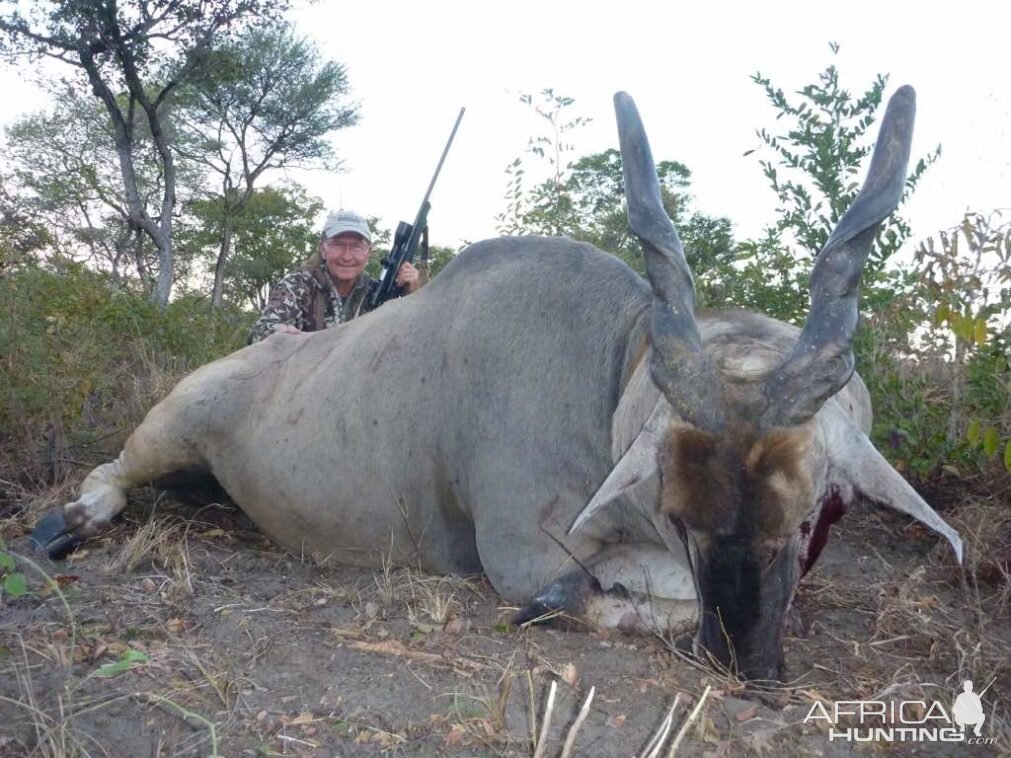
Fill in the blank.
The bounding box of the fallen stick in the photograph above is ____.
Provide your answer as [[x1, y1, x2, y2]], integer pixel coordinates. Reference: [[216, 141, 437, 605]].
[[532, 680, 558, 758], [667, 685, 712, 757], [560, 686, 596, 758], [639, 694, 681, 758]]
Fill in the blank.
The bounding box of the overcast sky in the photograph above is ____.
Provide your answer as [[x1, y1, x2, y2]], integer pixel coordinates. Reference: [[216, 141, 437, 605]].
[[2, 1, 1008, 255]]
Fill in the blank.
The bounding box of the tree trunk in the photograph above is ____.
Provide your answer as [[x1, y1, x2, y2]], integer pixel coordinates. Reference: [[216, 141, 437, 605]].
[[152, 227, 174, 306], [79, 41, 177, 307], [133, 228, 151, 293], [211, 219, 233, 309]]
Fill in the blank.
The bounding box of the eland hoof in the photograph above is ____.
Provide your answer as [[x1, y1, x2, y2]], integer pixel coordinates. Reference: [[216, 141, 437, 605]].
[[513, 571, 601, 626], [29, 509, 85, 560]]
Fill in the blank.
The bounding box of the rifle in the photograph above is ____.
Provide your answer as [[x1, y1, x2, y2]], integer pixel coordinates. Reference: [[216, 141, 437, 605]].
[[367, 107, 465, 309]]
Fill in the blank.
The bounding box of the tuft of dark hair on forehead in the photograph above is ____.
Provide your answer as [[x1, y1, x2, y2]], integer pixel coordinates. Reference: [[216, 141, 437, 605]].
[[674, 426, 719, 466], [747, 427, 817, 537], [660, 423, 817, 539], [746, 428, 809, 482], [660, 425, 743, 533]]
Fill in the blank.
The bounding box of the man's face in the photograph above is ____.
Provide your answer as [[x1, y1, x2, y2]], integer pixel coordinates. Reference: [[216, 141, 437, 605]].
[[321, 232, 371, 283]]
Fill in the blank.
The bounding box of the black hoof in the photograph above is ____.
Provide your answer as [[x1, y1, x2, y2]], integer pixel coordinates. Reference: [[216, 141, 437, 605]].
[[513, 571, 601, 626], [513, 596, 560, 626], [29, 509, 85, 560]]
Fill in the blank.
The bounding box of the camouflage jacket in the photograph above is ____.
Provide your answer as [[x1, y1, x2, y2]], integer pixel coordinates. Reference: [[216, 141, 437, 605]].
[[247, 262, 379, 344]]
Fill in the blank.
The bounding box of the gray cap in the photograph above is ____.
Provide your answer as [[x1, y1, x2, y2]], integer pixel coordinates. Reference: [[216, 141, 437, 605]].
[[322, 209, 371, 243]]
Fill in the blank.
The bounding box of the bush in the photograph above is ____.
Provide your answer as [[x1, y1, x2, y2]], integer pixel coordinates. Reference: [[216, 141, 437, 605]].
[[0, 261, 253, 488], [856, 212, 1011, 481]]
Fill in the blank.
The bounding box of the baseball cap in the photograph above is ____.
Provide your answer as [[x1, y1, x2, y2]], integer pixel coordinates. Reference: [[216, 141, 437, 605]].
[[322, 209, 372, 243]]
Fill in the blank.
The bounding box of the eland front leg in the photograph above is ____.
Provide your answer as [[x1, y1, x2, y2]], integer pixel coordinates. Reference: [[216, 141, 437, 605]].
[[515, 542, 697, 634]]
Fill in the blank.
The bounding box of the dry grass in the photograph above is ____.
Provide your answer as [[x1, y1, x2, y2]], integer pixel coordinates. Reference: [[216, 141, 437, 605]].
[[405, 573, 470, 627], [0, 599, 225, 757], [103, 512, 186, 574], [787, 496, 1011, 752], [0, 635, 86, 758]]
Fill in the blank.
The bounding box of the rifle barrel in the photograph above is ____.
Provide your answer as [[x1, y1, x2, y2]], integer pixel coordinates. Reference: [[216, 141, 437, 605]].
[[418, 107, 465, 212]]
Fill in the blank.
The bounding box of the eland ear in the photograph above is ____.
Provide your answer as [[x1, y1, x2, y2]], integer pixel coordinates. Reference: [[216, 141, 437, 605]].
[[825, 408, 963, 563], [569, 401, 671, 535]]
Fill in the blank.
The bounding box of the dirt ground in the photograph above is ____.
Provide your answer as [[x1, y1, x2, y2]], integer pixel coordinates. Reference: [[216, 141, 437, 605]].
[[1, 485, 1009, 757]]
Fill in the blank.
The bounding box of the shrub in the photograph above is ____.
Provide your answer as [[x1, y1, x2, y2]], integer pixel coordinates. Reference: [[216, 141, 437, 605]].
[[857, 212, 1011, 481], [0, 261, 252, 488]]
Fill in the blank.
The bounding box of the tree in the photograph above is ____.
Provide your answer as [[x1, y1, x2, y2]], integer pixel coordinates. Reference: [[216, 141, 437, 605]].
[[562, 148, 734, 292], [423, 246, 458, 279], [497, 91, 735, 297], [915, 211, 1011, 448], [721, 231, 811, 323], [0, 173, 50, 270], [0, 0, 286, 305], [563, 148, 688, 264], [175, 23, 358, 308], [182, 183, 323, 309], [496, 89, 590, 237], [750, 42, 939, 274], [4, 82, 203, 288]]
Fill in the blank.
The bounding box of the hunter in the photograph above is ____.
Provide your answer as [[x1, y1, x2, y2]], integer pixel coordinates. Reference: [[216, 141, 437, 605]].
[[248, 209, 421, 343]]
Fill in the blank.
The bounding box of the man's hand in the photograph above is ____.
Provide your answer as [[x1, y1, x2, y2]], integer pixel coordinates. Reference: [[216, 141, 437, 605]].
[[396, 261, 422, 294], [272, 323, 302, 335]]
